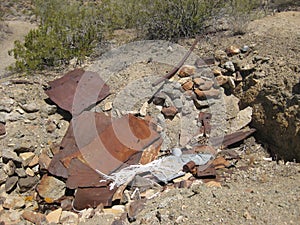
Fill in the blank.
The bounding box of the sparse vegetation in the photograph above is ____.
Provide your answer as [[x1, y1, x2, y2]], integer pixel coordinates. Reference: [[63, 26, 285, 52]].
[[9, 0, 103, 72], [8, 0, 267, 72]]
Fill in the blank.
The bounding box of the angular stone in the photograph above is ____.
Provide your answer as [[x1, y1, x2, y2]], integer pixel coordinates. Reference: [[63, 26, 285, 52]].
[[194, 89, 221, 100], [193, 77, 205, 86], [38, 152, 51, 172], [36, 175, 66, 201], [79, 208, 95, 221], [14, 143, 34, 153], [42, 104, 57, 115], [0, 97, 14, 113], [153, 92, 167, 105], [26, 113, 37, 121], [198, 80, 214, 91], [19, 152, 35, 167], [28, 155, 39, 167], [15, 167, 27, 178], [25, 168, 35, 177], [139, 102, 148, 117], [22, 211, 47, 225], [215, 75, 229, 86], [7, 111, 23, 122], [182, 80, 194, 91], [3, 194, 25, 209], [0, 168, 9, 185], [18, 176, 39, 193], [20, 103, 39, 113], [173, 98, 183, 109], [46, 121, 56, 133], [8, 209, 23, 223], [5, 176, 18, 192], [228, 106, 253, 133], [60, 198, 73, 211], [103, 102, 113, 111], [212, 68, 222, 76], [214, 50, 228, 62], [60, 211, 79, 225], [1, 149, 22, 166], [46, 208, 62, 224], [161, 106, 178, 118], [225, 45, 240, 55], [3, 160, 16, 176], [224, 94, 240, 120], [0, 112, 7, 123], [0, 122, 6, 136], [223, 61, 235, 72], [178, 65, 196, 77]]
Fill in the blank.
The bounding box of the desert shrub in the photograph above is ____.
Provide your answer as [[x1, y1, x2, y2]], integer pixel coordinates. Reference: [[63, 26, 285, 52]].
[[100, 0, 228, 40], [225, 0, 264, 35], [100, 0, 262, 40], [9, 0, 103, 72], [8, 0, 266, 72]]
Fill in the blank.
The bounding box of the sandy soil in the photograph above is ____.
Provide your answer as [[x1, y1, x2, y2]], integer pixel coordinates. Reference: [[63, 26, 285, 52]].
[[0, 20, 36, 78]]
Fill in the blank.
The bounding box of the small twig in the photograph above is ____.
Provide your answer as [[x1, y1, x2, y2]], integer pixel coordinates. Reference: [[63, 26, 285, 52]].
[[152, 36, 200, 86]]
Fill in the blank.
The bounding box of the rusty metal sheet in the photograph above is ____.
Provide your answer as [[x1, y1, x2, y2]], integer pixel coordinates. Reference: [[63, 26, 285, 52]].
[[48, 111, 162, 210], [45, 69, 110, 115], [73, 186, 117, 210], [66, 158, 108, 189], [196, 165, 216, 178], [79, 113, 162, 174], [210, 128, 256, 148], [48, 110, 162, 179], [48, 111, 112, 178]]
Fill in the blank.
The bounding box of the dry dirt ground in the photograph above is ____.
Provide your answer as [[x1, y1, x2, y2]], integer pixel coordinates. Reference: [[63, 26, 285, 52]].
[[0, 10, 299, 225], [0, 21, 36, 78]]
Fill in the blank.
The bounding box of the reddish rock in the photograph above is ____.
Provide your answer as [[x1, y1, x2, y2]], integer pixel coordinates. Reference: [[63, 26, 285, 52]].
[[178, 65, 196, 77], [182, 80, 194, 91], [215, 75, 228, 86], [161, 106, 178, 118], [194, 88, 221, 100], [38, 152, 51, 172], [198, 80, 214, 91], [193, 77, 205, 86], [22, 211, 47, 225], [36, 175, 65, 201], [225, 45, 240, 56]]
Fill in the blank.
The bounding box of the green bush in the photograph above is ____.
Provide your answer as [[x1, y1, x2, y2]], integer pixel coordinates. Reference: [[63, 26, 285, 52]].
[[8, 0, 264, 73], [9, 0, 103, 72], [100, 0, 228, 40]]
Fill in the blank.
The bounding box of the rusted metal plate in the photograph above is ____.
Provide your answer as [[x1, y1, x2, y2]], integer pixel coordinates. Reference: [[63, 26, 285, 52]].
[[66, 158, 108, 189], [48, 111, 162, 180], [80, 113, 162, 174], [73, 186, 117, 210], [45, 69, 110, 115], [210, 128, 256, 148], [196, 165, 216, 178], [48, 111, 112, 178]]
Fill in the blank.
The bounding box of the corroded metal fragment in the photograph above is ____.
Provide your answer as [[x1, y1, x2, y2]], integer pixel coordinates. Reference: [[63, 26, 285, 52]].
[[45, 69, 110, 115]]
